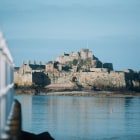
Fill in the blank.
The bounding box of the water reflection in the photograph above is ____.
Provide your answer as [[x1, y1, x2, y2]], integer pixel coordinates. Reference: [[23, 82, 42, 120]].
[[15, 95, 140, 140], [124, 98, 140, 136], [16, 95, 32, 131]]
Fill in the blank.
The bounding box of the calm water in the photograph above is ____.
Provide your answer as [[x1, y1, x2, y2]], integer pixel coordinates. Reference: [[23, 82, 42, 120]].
[[15, 95, 140, 140]]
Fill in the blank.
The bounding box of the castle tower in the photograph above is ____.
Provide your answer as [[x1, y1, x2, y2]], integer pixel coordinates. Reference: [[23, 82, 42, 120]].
[[80, 49, 89, 59]]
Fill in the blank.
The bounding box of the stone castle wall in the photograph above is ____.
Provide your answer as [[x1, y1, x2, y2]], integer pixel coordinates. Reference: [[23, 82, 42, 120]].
[[14, 69, 140, 91], [14, 72, 32, 86], [46, 71, 127, 90], [78, 71, 126, 89], [14, 72, 50, 86]]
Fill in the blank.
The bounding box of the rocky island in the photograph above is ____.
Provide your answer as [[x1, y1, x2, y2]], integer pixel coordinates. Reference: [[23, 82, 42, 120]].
[[14, 48, 140, 95]]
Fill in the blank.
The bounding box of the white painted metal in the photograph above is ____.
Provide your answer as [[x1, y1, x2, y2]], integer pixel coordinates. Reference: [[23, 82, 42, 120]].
[[0, 32, 14, 138]]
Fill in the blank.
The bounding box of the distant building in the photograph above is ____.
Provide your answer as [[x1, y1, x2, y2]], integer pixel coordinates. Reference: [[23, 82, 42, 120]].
[[19, 60, 45, 74], [80, 49, 93, 59], [56, 48, 93, 64], [45, 61, 58, 72], [14, 48, 114, 86], [14, 60, 48, 86], [56, 48, 113, 71]]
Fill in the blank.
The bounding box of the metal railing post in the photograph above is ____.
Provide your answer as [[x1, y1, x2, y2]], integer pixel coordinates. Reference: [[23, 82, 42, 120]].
[[0, 32, 14, 140]]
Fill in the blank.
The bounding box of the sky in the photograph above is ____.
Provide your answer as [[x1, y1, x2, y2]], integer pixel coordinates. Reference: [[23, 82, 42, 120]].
[[0, 0, 140, 71]]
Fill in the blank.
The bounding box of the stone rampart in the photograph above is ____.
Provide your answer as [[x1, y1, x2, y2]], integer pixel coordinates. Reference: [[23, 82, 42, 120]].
[[77, 71, 126, 90], [14, 72, 32, 86], [45, 71, 127, 90], [14, 69, 140, 91], [14, 72, 50, 87]]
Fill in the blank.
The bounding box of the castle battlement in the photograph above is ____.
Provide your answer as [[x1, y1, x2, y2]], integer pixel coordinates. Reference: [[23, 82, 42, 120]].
[[56, 48, 93, 64]]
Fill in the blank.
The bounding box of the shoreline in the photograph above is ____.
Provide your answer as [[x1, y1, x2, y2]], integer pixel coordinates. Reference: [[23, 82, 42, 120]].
[[14, 88, 140, 97], [41, 91, 140, 97]]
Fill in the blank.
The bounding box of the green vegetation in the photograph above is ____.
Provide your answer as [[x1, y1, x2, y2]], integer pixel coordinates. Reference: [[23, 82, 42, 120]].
[[72, 59, 78, 66], [65, 58, 93, 72], [77, 58, 92, 71]]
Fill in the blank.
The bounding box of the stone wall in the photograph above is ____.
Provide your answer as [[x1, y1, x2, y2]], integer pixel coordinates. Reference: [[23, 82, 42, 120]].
[[14, 72, 50, 87], [47, 72, 71, 84], [14, 69, 140, 91], [90, 68, 109, 72], [80, 49, 92, 59], [77, 71, 126, 90], [45, 71, 127, 90], [14, 72, 32, 86], [19, 64, 32, 74]]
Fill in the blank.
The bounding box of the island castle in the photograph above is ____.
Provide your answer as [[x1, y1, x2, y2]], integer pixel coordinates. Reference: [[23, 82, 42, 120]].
[[14, 48, 140, 92], [56, 48, 113, 70]]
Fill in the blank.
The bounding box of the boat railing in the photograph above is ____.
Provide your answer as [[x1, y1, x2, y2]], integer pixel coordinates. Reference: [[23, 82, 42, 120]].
[[0, 32, 14, 139]]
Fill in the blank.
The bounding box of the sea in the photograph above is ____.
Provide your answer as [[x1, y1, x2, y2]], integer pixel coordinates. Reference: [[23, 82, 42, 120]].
[[15, 94, 140, 140]]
